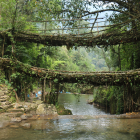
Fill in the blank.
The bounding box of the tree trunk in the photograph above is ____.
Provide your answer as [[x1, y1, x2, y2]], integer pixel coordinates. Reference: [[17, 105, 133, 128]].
[[2, 37, 5, 57], [41, 78, 46, 101], [118, 44, 121, 70], [13, 89, 19, 102]]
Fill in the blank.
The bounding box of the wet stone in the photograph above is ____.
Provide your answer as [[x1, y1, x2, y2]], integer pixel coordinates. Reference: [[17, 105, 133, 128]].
[[0, 105, 13, 110], [11, 117, 22, 122], [20, 115, 27, 120], [36, 104, 47, 115], [30, 110, 36, 115], [25, 114, 33, 118], [10, 125, 19, 128], [0, 122, 10, 129], [4, 112, 23, 117], [0, 99, 6, 102], [8, 109, 24, 113], [0, 91, 4, 96], [20, 123, 31, 129], [1, 101, 10, 106], [28, 115, 39, 120], [16, 112, 24, 117], [13, 103, 23, 109], [35, 100, 43, 105], [0, 95, 9, 99]]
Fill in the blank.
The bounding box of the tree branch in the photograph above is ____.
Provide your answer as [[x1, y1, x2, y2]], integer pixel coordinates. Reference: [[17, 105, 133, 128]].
[[81, 9, 135, 18]]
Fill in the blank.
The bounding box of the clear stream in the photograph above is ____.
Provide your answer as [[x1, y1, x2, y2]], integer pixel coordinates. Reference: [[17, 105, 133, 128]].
[[0, 93, 140, 140]]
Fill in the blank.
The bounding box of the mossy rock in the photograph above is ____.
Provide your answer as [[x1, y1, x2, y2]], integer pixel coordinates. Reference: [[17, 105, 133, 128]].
[[57, 109, 72, 115], [0, 108, 6, 113], [56, 104, 72, 115], [9, 96, 16, 103]]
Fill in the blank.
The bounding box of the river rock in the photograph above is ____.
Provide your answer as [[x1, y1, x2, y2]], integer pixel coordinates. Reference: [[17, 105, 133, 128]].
[[46, 106, 58, 115], [0, 99, 6, 102], [12, 103, 23, 109], [0, 95, 9, 99], [1, 104, 13, 110], [10, 125, 19, 128], [30, 110, 36, 115], [0, 122, 10, 129], [26, 114, 33, 118], [30, 103, 38, 109], [1, 102, 6, 106], [20, 123, 31, 129], [36, 104, 47, 114], [4, 101, 10, 105], [11, 117, 22, 122], [20, 108, 24, 111], [57, 104, 72, 115], [8, 108, 24, 113], [35, 100, 43, 105], [0, 91, 4, 96], [23, 104, 28, 108], [87, 100, 93, 104], [20, 115, 27, 120], [4, 112, 23, 117], [20, 102, 37, 112], [20, 114, 33, 120]]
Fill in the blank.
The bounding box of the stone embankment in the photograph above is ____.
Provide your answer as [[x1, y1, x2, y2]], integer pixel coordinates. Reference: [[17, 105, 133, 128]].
[[0, 85, 12, 111], [0, 84, 58, 129]]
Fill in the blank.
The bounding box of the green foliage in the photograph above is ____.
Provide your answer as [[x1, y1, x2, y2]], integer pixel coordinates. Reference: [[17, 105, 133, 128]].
[[9, 96, 16, 103], [93, 86, 124, 114], [10, 72, 21, 80], [0, 70, 5, 84], [0, 0, 139, 112], [54, 47, 96, 72]]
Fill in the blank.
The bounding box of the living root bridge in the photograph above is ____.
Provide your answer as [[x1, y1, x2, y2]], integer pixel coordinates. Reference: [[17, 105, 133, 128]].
[[0, 57, 140, 86], [1, 29, 140, 47]]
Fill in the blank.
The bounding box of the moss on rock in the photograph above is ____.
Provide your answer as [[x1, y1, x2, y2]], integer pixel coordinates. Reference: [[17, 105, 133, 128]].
[[56, 104, 72, 115]]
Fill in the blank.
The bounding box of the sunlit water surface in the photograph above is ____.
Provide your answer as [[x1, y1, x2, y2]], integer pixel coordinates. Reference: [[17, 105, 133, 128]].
[[0, 93, 140, 140]]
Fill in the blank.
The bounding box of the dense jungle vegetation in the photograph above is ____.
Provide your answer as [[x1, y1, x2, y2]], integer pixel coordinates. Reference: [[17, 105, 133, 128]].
[[0, 0, 140, 114]]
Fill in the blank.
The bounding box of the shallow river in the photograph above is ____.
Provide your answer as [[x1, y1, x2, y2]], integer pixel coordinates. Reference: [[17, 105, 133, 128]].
[[0, 93, 140, 140], [58, 93, 109, 115]]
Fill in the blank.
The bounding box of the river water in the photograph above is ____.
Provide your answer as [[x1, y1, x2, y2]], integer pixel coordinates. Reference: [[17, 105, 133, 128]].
[[58, 93, 109, 115], [0, 93, 140, 140]]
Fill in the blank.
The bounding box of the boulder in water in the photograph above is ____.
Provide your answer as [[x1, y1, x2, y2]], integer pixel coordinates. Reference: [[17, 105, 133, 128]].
[[36, 104, 47, 115], [20, 123, 31, 129]]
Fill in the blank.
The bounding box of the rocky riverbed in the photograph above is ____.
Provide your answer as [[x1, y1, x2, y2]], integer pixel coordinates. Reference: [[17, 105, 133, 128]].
[[0, 84, 59, 129], [0, 84, 140, 134]]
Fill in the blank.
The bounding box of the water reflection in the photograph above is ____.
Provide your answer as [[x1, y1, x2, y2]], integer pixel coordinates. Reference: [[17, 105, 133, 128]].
[[58, 93, 109, 115], [0, 93, 140, 140], [0, 119, 140, 140]]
